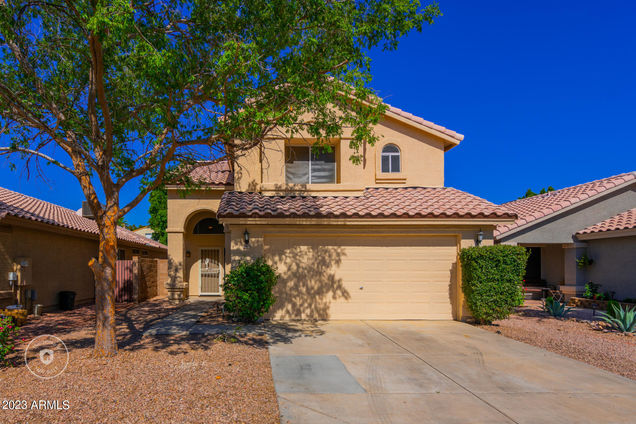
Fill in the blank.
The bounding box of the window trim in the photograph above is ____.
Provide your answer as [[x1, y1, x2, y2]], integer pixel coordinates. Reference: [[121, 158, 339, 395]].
[[380, 144, 401, 173], [285, 145, 337, 184]]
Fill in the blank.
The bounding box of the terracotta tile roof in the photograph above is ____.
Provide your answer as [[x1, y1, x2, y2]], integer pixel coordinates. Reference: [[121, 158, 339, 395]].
[[217, 187, 515, 220], [385, 103, 464, 142], [0, 186, 166, 250], [577, 208, 636, 235], [495, 171, 636, 238], [187, 160, 234, 186]]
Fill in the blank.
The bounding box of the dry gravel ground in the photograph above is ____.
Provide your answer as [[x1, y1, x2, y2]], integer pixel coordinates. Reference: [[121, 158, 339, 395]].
[[479, 301, 636, 380], [0, 298, 279, 424]]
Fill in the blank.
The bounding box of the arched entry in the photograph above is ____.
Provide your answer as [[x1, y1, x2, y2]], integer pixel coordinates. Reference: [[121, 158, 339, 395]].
[[184, 211, 226, 296]]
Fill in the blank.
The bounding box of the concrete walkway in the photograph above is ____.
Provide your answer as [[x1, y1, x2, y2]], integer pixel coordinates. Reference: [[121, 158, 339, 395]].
[[144, 299, 220, 335], [269, 320, 636, 424]]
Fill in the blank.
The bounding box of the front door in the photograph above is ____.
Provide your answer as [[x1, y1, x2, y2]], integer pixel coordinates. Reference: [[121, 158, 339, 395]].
[[200, 248, 222, 295]]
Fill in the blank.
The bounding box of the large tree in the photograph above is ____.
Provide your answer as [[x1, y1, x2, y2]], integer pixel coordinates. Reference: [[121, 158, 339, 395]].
[[0, 0, 439, 356]]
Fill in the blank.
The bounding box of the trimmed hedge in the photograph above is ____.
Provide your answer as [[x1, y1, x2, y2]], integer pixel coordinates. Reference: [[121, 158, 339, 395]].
[[222, 258, 278, 323], [459, 245, 529, 324]]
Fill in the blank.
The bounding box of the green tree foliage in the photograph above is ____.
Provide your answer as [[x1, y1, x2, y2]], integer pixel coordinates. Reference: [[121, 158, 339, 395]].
[[148, 187, 167, 245], [0, 0, 439, 355], [222, 258, 278, 323], [519, 186, 555, 199], [459, 245, 529, 324]]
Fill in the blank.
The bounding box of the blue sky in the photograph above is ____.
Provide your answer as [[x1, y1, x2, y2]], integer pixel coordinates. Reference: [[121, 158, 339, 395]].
[[1, 0, 635, 224]]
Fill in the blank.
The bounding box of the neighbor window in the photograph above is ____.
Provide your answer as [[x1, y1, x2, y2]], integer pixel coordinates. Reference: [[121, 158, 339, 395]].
[[193, 218, 224, 234], [285, 146, 336, 184], [381, 144, 401, 173]]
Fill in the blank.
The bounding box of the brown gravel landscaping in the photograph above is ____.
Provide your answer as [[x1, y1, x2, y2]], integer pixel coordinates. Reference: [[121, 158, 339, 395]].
[[0, 298, 279, 423], [478, 300, 636, 380]]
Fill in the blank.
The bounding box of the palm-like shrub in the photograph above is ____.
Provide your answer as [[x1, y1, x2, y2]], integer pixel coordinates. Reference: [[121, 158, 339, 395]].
[[600, 304, 636, 333], [543, 297, 571, 318]]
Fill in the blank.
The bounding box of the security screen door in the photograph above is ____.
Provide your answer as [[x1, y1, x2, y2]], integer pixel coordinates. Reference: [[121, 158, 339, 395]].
[[200, 248, 222, 295]]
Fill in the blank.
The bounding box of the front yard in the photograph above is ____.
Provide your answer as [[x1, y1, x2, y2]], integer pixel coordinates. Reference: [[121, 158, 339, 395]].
[[479, 300, 636, 380], [0, 299, 279, 424]]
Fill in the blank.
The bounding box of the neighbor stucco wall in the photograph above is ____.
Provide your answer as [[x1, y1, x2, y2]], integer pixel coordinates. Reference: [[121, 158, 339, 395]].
[[540, 244, 565, 284], [234, 115, 447, 195], [585, 236, 636, 300], [0, 219, 166, 309], [499, 185, 636, 245], [0, 223, 96, 309]]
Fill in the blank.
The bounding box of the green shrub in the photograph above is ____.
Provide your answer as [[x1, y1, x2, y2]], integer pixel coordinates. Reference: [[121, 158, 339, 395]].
[[583, 282, 601, 299], [0, 316, 19, 366], [459, 245, 529, 324], [222, 258, 278, 323], [606, 300, 620, 319]]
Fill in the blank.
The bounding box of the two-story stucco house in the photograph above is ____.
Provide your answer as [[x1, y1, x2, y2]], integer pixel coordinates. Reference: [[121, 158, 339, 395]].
[[166, 105, 516, 320]]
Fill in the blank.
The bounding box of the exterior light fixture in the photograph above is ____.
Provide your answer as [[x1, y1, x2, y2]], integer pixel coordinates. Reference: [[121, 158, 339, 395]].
[[476, 229, 484, 246], [186, 251, 191, 258], [243, 229, 250, 246]]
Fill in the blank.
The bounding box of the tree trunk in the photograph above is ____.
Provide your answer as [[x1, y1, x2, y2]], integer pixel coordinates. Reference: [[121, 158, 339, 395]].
[[89, 212, 119, 357]]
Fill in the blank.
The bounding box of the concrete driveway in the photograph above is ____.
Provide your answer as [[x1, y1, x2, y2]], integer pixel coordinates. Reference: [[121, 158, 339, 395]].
[[268, 320, 636, 424]]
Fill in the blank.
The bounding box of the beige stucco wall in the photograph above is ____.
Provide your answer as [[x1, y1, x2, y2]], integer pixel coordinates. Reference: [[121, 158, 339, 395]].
[[0, 218, 166, 309], [224, 222, 493, 320], [586, 236, 636, 300], [541, 244, 565, 285], [234, 115, 447, 195]]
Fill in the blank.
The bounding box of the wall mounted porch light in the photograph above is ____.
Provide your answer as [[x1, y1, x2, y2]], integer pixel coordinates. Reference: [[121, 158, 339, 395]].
[[243, 228, 250, 246], [476, 229, 484, 246]]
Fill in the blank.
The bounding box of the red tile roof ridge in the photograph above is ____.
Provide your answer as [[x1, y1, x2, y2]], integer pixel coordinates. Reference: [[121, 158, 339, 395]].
[[0, 186, 166, 250], [495, 171, 636, 238]]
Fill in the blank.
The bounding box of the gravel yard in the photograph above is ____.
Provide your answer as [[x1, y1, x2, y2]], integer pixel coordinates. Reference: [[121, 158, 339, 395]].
[[479, 301, 636, 380], [0, 298, 279, 423]]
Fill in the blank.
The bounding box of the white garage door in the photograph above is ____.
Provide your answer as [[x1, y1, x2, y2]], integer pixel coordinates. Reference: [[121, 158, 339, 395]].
[[264, 235, 458, 320]]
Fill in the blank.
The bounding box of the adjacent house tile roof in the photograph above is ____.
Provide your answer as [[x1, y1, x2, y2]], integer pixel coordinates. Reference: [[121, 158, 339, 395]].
[[0, 187, 166, 250], [577, 208, 636, 235], [187, 160, 234, 186], [217, 187, 516, 220], [385, 103, 464, 142], [495, 171, 636, 238]]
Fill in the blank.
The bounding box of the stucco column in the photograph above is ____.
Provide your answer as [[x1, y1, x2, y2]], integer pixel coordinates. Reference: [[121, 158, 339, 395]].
[[167, 230, 185, 287], [562, 243, 587, 298]]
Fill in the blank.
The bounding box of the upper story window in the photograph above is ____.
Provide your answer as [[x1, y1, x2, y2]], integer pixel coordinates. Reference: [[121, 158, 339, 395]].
[[193, 218, 224, 234], [381, 144, 401, 173], [285, 145, 336, 184]]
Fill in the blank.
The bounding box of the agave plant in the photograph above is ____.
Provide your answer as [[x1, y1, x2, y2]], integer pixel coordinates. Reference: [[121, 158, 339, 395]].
[[543, 297, 572, 318], [600, 304, 636, 333]]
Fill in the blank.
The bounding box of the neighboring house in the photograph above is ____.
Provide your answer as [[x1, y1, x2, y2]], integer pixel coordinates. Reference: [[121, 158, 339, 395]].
[[0, 187, 167, 309], [133, 226, 154, 239], [495, 172, 636, 300], [167, 104, 516, 320]]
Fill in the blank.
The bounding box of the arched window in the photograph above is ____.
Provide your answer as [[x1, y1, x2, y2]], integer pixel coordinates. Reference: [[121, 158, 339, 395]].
[[193, 218, 224, 234], [381, 144, 401, 173]]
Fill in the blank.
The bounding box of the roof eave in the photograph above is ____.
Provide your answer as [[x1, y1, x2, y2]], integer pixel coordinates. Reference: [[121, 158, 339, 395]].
[[576, 227, 636, 240], [383, 110, 463, 149]]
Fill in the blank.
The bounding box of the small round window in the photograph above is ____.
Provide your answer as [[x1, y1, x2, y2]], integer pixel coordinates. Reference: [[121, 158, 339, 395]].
[[381, 144, 401, 173], [193, 218, 224, 234]]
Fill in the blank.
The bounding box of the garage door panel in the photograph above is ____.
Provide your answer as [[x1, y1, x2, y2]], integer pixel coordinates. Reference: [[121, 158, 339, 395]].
[[265, 235, 457, 320]]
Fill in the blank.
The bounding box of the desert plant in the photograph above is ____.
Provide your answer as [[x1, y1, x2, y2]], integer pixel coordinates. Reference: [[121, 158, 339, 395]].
[[606, 300, 620, 319], [543, 297, 572, 318], [222, 258, 278, 323], [0, 316, 19, 366], [459, 245, 529, 324], [600, 304, 636, 333]]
